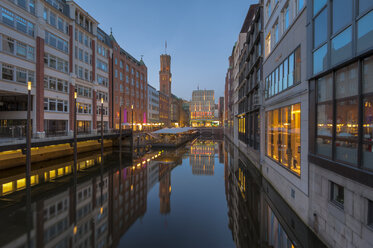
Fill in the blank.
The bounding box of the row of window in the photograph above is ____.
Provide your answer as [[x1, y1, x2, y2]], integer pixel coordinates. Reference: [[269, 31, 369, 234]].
[[313, 2, 373, 75], [316, 56, 373, 170], [44, 76, 68, 93], [75, 28, 92, 48], [77, 103, 92, 114], [97, 44, 107, 57], [96, 106, 108, 116], [43, 7, 68, 34], [266, 103, 301, 175], [97, 59, 108, 72], [97, 74, 108, 87], [1, 6, 34, 37], [75, 65, 92, 82], [43, 198, 68, 221], [44, 98, 69, 113], [1, 63, 34, 84], [9, 0, 35, 15], [45, 31, 68, 54], [1, 35, 34, 61], [77, 84, 92, 98], [265, 0, 304, 57], [44, 217, 68, 244], [44, 53, 69, 74], [96, 91, 108, 102], [265, 46, 300, 98], [75, 46, 92, 65]]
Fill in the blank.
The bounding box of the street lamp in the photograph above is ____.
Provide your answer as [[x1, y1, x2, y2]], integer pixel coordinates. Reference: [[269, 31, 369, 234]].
[[101, 97, 104, 159], [131, 104, 134, 132], [26, 81, 32, 248], [74, 89, 77, 171]]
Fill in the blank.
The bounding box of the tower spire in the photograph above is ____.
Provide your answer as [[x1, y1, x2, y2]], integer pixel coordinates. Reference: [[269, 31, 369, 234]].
[[165, 41, 167, 54]]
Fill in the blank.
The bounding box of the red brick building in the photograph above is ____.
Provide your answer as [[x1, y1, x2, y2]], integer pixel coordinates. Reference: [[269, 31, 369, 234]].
[[110, 34, 148, 129]]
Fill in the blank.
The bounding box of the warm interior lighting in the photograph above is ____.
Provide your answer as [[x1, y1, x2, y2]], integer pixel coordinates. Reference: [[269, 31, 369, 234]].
[[100, 207, 103, 214], [137, 163, 141, 167], [73, 226, 77, 235], [27, 81, 32, 91], [2, 182, 13, 194], [49, 170, 56, 179], [16, 178, 26, 189], [131, 104, 134, 110], [169, 186, 171, 193], [131, 185, 133, 191]]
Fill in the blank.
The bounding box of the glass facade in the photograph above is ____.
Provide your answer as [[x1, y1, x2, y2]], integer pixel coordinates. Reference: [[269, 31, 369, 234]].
[[265, 47, 300, 98], [357, 10, 373, 53], [332, 0, 352, 34], [315, 56, 373, 169], [331, 27, 352, 65], [266, 103, 301, 175]]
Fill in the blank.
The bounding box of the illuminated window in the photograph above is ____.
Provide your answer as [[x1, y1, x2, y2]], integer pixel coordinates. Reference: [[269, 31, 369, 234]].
[[266, 103, 301, 175], [2, 182, 13, 194], [265, 32, 271, 57], [16, 178, 26, 189]]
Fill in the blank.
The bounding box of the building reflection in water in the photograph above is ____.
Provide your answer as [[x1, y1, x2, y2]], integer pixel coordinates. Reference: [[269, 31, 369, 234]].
[[189, 140, 216, 175], [224, 140, 326, 248], [0, 146, 183, 248]]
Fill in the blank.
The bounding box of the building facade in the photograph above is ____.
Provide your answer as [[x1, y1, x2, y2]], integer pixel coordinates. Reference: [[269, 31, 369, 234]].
[[158, 90, 169, 126], [147, 84, 159, 123], [260, 0, 309, 223], [190, 89, 215, 127], [0, 0, 147, 138], [235, 4, 262, 164], [307, 0, 373, 247], [110, 34, 148, 129]]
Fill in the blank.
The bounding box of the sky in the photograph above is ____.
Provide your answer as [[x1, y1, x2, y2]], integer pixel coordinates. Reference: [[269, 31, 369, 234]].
[[75, 0, 256, 101]]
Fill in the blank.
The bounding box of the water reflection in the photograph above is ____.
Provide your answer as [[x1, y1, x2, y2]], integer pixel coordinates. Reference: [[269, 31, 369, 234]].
[[0, 139, 325, 248]]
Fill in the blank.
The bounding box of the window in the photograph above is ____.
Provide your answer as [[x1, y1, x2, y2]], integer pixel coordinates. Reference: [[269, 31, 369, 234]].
[[266, 103, 301, 175], [330, 182, 344, 209], [363, 56, 373, 170], [120, 60, 123, 68], [115, 69, 118, 78], [2, 36, 14, 54], [331, 27, 352, 65], [57, 17, 64, 32], [284, 4, 290, 31], [2, 64, 14, 81], [274, 22, 279, 44], [265, 33, 271, 57], [335, 63, 358, 165], [368, 199, 373, 227], [43, 8, 47, 21], [1, 7, 34, 37], [316, 74, 333, 157], [313, 44, 327, 74], [45, 31, 68, 53], [78, 49, 83, 61], [120, 72, 123, 80], [44, 54, 68, 73], [294, 47, 301, 83], [297, 0, 304, 13], [332, 0, 352, 34], [359, 0, 373, 15], [357, 10, 373, 53], [267, 1, 271, 18], [49, 11, 56, 27], [126, 64, 129, 72], [44, 98, 68, 113], [314, 9, 327, 48], [314, 0, 326, 15], [115, 58, 117, 65]]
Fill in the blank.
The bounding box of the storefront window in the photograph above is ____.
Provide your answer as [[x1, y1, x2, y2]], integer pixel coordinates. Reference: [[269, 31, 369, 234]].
[[317, 74, 333, 157], [335, 63, 358, 165], [266, 104, 301, 175]]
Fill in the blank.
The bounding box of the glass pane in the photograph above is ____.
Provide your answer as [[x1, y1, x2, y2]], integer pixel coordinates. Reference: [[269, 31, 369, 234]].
[[363, 56, 373, 94], [314, 9, 327, 48], [280, 106, 289, 166], [313, 44, 327, 74], [273, 109, 279, 162], [331, 27, 352, 65], [335, 98, 358, 165], [336, 62, 358, 99], [317, 73, 333, 102], [364, 96, 373, 143], [283, 58, 288, 89], [288, 53, 294, 86], [290, 104, 301, 174], [332, 0, 352, 34], [317, 103, 333, 157], [363, 144, 373, 170], [357, 10, 373, 53], [314, 0, 327, 15], [359, 0, 373, 15], [267, 111, 273, 157], [294, 47, 301, 83]]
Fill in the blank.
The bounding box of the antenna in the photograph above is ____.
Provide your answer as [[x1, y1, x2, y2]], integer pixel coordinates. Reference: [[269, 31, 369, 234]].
[[165, 41, 167, 54], [110, 27, 112, 35]]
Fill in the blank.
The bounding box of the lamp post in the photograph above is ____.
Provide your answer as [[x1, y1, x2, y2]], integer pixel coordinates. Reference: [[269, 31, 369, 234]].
[[131, 104, 134, 132], [26, 81, 32, 248], [101, 97, 104, 160], [73, 89, 77, 236]]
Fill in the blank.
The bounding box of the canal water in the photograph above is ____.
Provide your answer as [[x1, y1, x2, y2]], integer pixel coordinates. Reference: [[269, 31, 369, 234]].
[[0, 138, 325, 248]]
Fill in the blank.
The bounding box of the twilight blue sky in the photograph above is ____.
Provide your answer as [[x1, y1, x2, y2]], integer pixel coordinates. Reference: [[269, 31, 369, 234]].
[[76, 0, 256, 101]]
